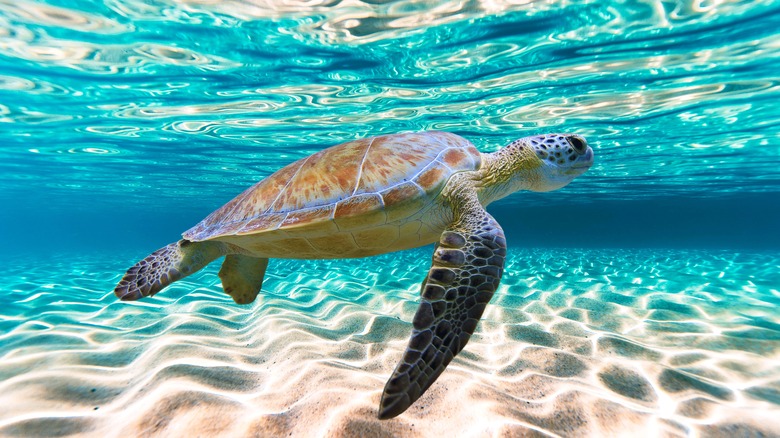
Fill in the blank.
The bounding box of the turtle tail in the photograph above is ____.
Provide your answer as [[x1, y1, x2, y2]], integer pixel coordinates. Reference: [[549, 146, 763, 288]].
[[114, 239, 226, 301]]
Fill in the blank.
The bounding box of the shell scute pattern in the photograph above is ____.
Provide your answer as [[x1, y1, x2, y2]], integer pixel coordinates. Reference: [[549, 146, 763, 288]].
[[238, 213, 287, 235], [381, 182, 428, 223], [184, 158, 303, 240], [280, 204, 336, 230], [334, 193, 386, 229], [353, 134, 435, 195], [414, 164, 448, 191], [441, 147, 478, 169], [184, 132, 481, 242], [270, 141, 367, 212]]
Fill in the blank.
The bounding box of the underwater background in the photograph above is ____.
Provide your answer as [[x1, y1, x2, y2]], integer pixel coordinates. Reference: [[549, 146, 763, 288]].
[[1, 0, 779, 436]]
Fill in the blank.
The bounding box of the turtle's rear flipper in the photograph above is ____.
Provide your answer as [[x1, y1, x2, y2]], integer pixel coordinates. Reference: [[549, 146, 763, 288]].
[[114, 240, 225, 301], [219, 254, 269, 304]]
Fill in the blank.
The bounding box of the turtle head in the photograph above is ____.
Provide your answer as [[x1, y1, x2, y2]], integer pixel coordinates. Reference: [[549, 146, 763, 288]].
[[480, 133, 593, 203], [516, 133, 594, 192]]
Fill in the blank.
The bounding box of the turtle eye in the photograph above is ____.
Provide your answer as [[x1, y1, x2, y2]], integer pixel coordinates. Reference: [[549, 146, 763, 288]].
[[567, 136, 586, 154]]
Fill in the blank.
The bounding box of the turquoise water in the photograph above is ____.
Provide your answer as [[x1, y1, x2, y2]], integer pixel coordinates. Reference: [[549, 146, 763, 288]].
[[1, 1, 780, 436]]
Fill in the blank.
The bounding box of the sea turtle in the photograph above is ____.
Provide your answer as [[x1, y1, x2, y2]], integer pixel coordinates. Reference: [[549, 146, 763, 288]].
[[114, 131, 593, 419]]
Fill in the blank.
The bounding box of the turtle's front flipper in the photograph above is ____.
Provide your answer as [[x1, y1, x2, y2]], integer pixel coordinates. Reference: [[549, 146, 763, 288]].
[[219, 255, 269, 304], [114, 240, 226, 301], [379, 203, 506, 419]]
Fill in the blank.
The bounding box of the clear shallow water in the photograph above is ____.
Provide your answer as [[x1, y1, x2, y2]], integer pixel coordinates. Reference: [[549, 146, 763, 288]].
[[1, 0, 779, 250], [1, 0, 780, 436]]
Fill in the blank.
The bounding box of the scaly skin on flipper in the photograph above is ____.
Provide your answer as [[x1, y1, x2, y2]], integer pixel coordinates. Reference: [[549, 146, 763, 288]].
[[218, 255, 269, 304], [114, 240, 226, 301], [379, 180, 506, 419]]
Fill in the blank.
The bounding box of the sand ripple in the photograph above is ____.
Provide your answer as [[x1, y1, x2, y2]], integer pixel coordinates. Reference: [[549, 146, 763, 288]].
[[0, 249, 778, 436]]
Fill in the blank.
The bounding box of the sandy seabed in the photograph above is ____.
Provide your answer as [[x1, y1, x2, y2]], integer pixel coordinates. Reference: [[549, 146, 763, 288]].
[[0, 248, 778, 437]]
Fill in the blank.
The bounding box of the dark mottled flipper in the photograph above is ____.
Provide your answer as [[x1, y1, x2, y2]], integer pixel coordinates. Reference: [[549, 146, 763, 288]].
[[219, 255, 269, 304], [378, 202, 506, 419], [114, 240, 225, 301]]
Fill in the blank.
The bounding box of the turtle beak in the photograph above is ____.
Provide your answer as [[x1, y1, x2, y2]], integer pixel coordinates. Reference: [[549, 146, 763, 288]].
[[569, 145, 594, 172]]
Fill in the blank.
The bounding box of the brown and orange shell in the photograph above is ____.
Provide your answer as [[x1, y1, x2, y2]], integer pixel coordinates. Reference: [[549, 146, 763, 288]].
[[183, 131, 481, 241]]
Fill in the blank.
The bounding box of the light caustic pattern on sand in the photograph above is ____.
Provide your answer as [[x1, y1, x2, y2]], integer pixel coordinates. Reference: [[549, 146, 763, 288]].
[[0, 248, 778, 437]]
